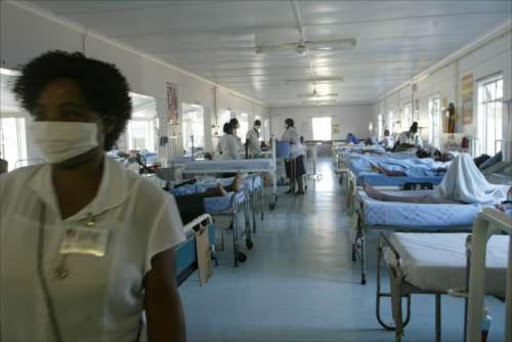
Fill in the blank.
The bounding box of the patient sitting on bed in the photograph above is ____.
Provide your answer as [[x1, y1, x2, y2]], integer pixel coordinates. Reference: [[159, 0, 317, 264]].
[[364, 153, 511, 206]]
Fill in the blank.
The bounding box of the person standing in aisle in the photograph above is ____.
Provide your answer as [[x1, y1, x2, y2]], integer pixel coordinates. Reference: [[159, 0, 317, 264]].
[[281, 118, 305, 194], [246, 120, 262, 158]]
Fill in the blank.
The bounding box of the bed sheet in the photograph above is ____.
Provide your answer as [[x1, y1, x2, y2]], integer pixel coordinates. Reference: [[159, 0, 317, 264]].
[[357, 173, 444, 186], [183, 159, 274, 172], [357, 190, 481, 228], [384, 233, 508, 296]]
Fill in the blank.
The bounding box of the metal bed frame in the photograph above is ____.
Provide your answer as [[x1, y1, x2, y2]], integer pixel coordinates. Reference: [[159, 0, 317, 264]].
[[207, 186, 254, 267], [182, 137, 278, 210], [351, 190, 473, 285], [377, 211, 511, 342], [466, 208, 511, 342], [175, 214, 216, 286], [376, 233, 469, 342]]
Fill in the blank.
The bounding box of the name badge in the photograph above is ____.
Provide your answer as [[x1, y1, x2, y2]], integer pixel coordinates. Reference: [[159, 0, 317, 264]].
[[59, 227, 109, 257]]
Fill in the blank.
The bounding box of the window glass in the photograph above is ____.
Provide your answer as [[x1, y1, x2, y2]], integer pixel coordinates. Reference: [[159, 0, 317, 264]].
[[478, 76, 504, 155], [312, 117, 332, 140], [428, 97, 441, 148], [127, 93, 158, 152], [387, 110, 394, 134], [182, 103, 205, 156], [377, 114, 384, 139], [239, 113, 249, 141]]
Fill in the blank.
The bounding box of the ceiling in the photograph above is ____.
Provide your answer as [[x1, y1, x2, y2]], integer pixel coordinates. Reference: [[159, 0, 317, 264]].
[[31, 1, 512, 107]]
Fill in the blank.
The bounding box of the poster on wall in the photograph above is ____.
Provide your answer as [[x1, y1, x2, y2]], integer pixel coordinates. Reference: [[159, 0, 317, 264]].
[[166, 82, 178, 125], [461, 74, 473, 125]]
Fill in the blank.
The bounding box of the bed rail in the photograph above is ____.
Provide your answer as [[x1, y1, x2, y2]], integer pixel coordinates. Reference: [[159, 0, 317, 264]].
[[466, 208, 511, 342]]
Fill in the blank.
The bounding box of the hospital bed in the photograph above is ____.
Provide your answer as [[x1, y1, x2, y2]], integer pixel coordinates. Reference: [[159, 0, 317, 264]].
[[466, 208, 512, 342], [346, 170, 444, 213], [377, 210, 510, 342], [352, 189, 481, 285], [175, 214, 216, 286], [180, 152, 277, 210], [170, 177, 255, 267]]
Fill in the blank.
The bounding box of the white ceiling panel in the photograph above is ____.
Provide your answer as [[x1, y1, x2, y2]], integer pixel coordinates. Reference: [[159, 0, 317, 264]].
[[31, 0, 512, 106]]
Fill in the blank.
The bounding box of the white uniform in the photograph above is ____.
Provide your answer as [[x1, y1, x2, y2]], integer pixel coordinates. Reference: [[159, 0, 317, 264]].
[[220, 134, 241, 160], [281, 127, 299, 144], [246, 128, 261, 157], [0, 157, 185, 341], [382, 136, 395, 149], [398, 131, 423, 148]]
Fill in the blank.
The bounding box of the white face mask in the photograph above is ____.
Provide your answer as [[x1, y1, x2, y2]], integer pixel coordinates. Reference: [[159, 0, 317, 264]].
[[29, 121, 100, 163]]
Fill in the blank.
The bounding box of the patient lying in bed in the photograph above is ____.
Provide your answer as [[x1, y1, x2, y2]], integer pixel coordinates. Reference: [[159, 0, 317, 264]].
[[170, 174, 243, 223], [364, 153, 511, 206]]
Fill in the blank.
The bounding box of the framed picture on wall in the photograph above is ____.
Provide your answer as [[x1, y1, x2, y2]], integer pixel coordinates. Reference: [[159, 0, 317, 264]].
[[461, 74, 474, 124], [166, 82, 178, 125]]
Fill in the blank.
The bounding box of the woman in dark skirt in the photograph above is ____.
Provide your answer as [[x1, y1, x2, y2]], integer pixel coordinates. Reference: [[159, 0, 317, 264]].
[[282, 118, 306, 194]]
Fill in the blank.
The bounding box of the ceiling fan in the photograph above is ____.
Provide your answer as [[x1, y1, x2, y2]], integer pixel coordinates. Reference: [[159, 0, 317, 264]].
[[255, 38, 356, 55], [298, 86, 338, 99]]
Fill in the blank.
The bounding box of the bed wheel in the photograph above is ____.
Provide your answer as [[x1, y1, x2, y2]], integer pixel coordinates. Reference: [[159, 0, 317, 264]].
[[269, 202, 276, 210], [361, 277, 366, 285], [246, 239, 254, 250], [237, 252, 247, 263]]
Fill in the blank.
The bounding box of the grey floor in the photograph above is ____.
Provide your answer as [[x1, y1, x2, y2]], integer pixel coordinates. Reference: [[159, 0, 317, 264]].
[[179, 159, 506, 342]]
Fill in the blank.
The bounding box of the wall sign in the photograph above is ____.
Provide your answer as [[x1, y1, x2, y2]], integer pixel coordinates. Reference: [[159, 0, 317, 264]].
[[461, 74, 474, 125]]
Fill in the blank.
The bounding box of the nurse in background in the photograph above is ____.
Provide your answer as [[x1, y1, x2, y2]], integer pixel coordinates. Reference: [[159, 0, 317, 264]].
[[397, 122, 423, 149], [246, 120, 262, 158], [220, 122, 241, 160], [381, 129, 395, 150], [0, 51, 186, 341], [229, 118, 243, 148], [281, 118, 305, 194]]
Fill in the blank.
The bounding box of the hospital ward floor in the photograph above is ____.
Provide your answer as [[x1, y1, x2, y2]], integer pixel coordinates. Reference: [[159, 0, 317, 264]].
[[179, 159, 506, 342]]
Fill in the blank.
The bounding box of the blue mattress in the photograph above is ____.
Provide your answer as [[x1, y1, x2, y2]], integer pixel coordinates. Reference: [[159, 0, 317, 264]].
[[171, 186, 246, 213], [183, 159, 274, 173], [357, 190, 481, 228]]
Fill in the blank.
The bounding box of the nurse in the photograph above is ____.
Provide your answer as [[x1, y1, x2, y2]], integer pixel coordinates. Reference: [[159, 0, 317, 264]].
[[0, 51, 186, 341], [245, 120, 262, 158], [281, 118, 306, 194]]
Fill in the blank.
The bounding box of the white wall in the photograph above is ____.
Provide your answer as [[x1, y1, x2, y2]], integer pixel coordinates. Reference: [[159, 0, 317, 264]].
[[269, 104, 373, 141], [0, 1, 269, 160], [372, 26, 512, 157]]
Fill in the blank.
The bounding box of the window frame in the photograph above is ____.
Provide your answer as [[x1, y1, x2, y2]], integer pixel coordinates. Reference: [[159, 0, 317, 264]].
[[477, 75, 504, 156]]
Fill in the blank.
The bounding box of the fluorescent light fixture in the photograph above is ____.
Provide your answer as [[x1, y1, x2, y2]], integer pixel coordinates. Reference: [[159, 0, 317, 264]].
[[285, 76, 343, 84], [0, 68, 21, 76]]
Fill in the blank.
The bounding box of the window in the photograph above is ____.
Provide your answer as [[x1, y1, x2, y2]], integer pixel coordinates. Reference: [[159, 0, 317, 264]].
[[312, 117, 332, 141], [126, 93, 158, 152], [428, 97, 441, 148], [402, 103, 413, 132], [387, 110, 394, 134], [0, 117, 27, 171], [478, 76, 503, 156], [377, 113, 384, 139], [182, 103, 205, 156], [218, 110, 232, 130], [239, 113, 249, 141], [0, 70, 28, 171], [263, 118, 270, 141]]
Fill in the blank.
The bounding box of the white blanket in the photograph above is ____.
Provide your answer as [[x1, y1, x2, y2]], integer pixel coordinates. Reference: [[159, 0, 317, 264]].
[[436, 153, 510, 205]]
